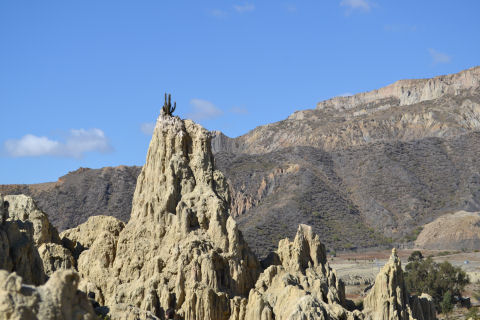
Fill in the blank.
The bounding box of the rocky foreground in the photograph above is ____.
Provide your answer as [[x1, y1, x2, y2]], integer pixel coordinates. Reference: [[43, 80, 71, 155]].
[[0, 113, 435, 319]]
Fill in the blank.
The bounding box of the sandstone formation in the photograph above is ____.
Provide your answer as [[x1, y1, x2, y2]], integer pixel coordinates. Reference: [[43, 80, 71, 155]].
[[363, 249, 436, 320], [414, 211, 480, 250], [242, 224, 362, 320], [0, 269, 95, 320], [0, 194, 75, 284], [72, 114, 260, 319], [4, 194, 60, 246]]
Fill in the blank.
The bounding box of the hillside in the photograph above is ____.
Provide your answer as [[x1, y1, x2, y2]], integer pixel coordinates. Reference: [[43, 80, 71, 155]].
[[2, 66, 480, 258], [0, 166, 141, 231]]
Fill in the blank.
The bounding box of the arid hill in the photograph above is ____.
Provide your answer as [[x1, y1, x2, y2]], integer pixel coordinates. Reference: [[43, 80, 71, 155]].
[[0, 166, 141, 231], [1, 66, 480, 257]]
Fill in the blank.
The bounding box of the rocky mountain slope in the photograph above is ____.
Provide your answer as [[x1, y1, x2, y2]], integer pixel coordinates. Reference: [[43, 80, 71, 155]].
[[212, 66, 480, 256], [1, 67, 479, 257], [415, 210, 480, 250], [0, 111, 436, 319]]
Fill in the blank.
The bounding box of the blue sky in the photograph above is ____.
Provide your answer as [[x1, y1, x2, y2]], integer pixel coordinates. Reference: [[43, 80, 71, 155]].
[[1, 1, 479, 184]]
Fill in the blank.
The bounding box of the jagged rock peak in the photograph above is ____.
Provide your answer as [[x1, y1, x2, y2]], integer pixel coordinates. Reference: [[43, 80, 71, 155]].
[[316, 66, 480, 112], [363, 248, 436, 320], [277, 224, 327, 273], [73, 113, 259, 319], [243, 224, 358, 320]]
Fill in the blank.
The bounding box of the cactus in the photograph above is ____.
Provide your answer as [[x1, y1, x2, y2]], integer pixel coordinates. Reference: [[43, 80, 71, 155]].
[[162, 93, 176, 116]]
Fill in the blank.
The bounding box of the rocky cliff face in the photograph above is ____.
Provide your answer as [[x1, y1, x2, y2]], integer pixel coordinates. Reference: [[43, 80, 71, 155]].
[[71, 114, 260, 319], [213, 66, 480, 154]]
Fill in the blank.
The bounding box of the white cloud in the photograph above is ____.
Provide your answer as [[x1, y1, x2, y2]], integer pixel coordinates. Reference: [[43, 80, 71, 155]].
[[140, 122, 155, 135], [4, 129, 112, 158], [187, 99, 223, 121], [210, 9, 228, 18], [428, 48, 451, 65], [234, 3, 255, 13], [230, 106, 249, 115], [5, 135, 60, 157], [340, 0, 372, 13], [339, 92, 353, 97]]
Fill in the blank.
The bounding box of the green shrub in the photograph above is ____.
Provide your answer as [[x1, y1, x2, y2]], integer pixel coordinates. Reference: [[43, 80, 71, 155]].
[[440, 291, 453, 316], [404, 252, 469, 310]]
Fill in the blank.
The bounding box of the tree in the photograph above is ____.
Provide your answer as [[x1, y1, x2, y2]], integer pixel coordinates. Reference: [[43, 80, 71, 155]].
[[408, 250, 424, 262], [404, 252, 469, 310]]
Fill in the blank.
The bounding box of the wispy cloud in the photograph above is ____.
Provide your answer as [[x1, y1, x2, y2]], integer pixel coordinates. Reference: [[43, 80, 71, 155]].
[[285, 4, 297, 13], [187, 99, 223, 121], [140, 122, 155, 135], [4, 129, 112, 158], [234, 3, 255, 13], [209, 9, 228, 18], [340, 0, 372, 14], [339, 92, 353, 97], [428, 48, 451, 65], [230, 106, 249, 115]]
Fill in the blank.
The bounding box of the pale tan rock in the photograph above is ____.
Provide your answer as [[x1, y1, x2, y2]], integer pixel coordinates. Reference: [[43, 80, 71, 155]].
[[38, 243, 75, 276], [0, 219, 46, 285], [244, 225, 360, 320], [60, 215, 125, 259], [4, 194, 60, 246], [0, 269, 95, 320], [363, 249, 436, 320], [0, 194, 74, 285], [107, 303, 160, 320], [73, 115, 259, 319]]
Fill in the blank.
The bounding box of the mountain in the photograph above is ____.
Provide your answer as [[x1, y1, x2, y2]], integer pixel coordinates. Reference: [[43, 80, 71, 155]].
[[212, 66, 480, 257], [1, 66, 480, 257], [0, 166, 141, 231]]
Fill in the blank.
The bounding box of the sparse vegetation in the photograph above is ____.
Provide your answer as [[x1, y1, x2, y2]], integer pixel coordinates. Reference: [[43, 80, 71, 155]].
[[404, 251, 469, 309], [162, 93, 176, 116]]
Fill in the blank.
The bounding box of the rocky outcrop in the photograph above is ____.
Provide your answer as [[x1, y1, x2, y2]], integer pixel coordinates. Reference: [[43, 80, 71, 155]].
[[4, 194, 60, 246], [242, 224, 362, 320], [72, 114, 260, 319], [415, 211, 480, 250], [0, 194, 75, 284], [363, 249, 436, 320], [60, 215, 125, 260], [0, 269, 95, 320], [315, 66, 480, 112]]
